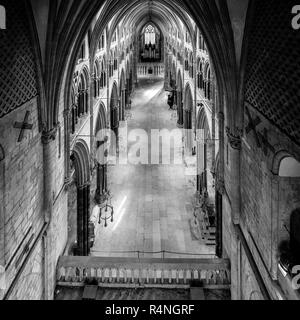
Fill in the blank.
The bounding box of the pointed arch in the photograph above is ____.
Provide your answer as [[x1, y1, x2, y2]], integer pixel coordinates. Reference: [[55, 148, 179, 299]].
[[110, 81, 119, 128], [184, 83, 193, 112], [120, 69, 126, 93], [196, 105, 211, 139], [70, 139, 91, 256], [71, 139, 90, 187], [95, 102, 107, 136]]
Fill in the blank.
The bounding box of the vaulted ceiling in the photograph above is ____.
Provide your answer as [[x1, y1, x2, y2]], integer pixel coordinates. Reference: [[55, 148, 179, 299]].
[[27, 0, 249, 132]]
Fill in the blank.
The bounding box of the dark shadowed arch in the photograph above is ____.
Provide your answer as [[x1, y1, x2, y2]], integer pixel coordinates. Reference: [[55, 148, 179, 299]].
[[110, 82, 119, 156], [70, 139, 91, 256], [184, 83, 193, 129], [177, 70, 183, 128]]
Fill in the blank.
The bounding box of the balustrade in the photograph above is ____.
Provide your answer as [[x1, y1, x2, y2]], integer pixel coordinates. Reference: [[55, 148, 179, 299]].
[[57, 256, 230, 288]]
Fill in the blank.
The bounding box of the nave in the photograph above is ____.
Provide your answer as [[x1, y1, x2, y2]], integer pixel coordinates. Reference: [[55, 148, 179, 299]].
[[91, 79, 215, 259]]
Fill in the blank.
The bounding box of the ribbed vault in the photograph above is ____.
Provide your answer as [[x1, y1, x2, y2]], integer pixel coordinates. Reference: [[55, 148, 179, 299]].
[[40, 0, 238, 134]]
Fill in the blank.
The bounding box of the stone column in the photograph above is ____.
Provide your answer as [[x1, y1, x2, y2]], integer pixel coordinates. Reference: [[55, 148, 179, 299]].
[[270, 173, 279, 280], [63, 109, 71, 186], [77, 183, 90, 256], [121, 89, 126, 121], [134, 39, 138, 87], [41, 127, 57, 299], [226, 126, 242, 225], [218, 112, 225, 191], [211, 74, 216, 172], [42, 128, 57, 222]]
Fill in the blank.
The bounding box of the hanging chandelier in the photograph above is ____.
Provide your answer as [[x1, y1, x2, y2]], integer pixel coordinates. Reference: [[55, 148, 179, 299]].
[[98, 189, 114, 227]]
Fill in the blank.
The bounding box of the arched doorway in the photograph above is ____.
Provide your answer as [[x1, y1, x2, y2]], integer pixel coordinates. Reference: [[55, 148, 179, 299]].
[[69, 140, 91, 256], [183, 84, 193, 153]]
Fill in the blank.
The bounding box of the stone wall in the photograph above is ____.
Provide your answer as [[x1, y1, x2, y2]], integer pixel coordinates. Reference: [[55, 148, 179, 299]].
[[0, 71, 69, 300], [7, 241, 44, 300], [0, 98, 45, 300]]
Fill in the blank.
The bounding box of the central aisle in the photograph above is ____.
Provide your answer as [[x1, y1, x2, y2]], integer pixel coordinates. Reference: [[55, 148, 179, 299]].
[[92, 79, 215, 258]]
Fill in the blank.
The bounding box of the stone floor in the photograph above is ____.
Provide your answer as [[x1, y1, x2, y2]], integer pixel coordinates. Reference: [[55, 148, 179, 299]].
[[91, 79, 215, 259]]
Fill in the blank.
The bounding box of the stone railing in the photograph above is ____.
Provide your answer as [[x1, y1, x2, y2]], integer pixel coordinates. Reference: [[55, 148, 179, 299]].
[[57, 256, 230, 289], [137, 63, 165, 78]]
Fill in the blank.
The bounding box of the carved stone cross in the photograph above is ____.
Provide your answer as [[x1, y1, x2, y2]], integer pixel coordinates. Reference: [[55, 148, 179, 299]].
[[13, 111, 33, 142]]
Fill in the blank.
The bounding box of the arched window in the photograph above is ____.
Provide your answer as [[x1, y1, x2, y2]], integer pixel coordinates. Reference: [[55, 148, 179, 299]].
[[145, 24, 155, 44], [279, 157, 300, 177]]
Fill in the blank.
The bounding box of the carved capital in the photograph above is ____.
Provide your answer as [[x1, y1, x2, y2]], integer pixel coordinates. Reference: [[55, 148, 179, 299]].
[[226, 126, 242, 150], [41, 126, 57, 145]]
